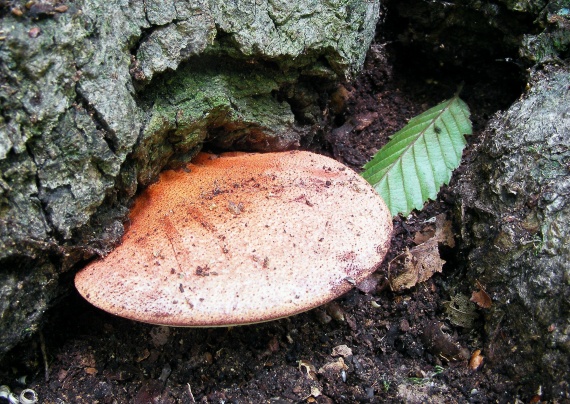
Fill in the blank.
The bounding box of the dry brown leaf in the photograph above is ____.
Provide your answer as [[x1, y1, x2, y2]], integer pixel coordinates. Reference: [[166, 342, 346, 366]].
[[412, 214, 455, 247], [84, 367, 98, 375], [470, 290, 492, 309], [389, 214, 456, 292], [434, 213, 455, 247], [413, 226, 435, 245], [470, 281, 492, 308], [388, 238, 445, 292], [469, 349, 484, 370]]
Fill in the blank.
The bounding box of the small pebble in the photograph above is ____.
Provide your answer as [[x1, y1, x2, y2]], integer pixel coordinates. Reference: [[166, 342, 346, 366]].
[[11, 7, 24, 16], [28, 27, 41, 38], [54, 5, 69, 12]]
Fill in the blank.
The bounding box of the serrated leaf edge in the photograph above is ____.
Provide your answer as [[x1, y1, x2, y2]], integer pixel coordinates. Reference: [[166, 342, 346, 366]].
[[362, 94, 472, 216]]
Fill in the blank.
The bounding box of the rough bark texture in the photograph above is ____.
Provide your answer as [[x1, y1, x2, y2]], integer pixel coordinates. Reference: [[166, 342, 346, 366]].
[[0, 0, 380, 356], [456, 65, 570, 396]]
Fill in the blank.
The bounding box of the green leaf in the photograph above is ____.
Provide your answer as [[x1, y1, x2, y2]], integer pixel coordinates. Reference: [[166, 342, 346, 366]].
[[361, 93, 472, 216]]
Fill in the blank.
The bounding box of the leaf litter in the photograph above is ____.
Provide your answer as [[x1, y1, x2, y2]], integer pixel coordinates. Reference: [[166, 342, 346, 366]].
[[388, 214, 454, 292]]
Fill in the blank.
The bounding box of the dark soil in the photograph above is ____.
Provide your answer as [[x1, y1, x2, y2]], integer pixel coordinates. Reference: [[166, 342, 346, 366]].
[[0, 9, 533, 404]]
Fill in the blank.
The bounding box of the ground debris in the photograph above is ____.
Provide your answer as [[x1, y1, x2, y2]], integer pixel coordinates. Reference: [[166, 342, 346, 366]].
[[318, 357, 348, 381], [388, 214, 455, 291], [420, 320, 470, 362], [443, 294, 478, 328], [388, 239, 444, 291], [470, 280, 492, 308]]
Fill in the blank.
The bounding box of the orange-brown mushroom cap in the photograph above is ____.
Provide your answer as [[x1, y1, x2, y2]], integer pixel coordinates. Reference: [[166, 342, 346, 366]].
[[75, 151, 392, 326]]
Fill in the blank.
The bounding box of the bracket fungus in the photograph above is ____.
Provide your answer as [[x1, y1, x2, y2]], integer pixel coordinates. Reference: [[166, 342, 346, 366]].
[[75, 151, 392, 326]]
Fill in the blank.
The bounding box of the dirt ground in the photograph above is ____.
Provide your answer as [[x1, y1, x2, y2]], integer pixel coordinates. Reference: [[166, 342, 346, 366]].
[[0, 15, 536, 404]]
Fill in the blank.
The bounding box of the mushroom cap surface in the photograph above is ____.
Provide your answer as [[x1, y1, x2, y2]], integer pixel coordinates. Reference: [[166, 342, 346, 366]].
[[75, 151, 392, 326]]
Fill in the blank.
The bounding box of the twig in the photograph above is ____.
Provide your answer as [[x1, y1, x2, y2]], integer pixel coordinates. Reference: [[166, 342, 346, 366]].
[[39, 331, 49, 382], [187, 383, 196, 403]]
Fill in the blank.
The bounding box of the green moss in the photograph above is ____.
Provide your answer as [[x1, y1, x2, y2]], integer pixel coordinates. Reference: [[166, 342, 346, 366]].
[[134, 57, 299, 183], [520, 1, 570, 63]]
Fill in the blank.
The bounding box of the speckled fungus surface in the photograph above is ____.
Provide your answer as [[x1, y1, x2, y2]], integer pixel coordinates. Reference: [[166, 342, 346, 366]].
[[75, 151, 392, 326]]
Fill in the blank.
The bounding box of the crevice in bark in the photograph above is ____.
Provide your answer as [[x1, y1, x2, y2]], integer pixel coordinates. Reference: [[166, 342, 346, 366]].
[[74, 89, 118, 155]]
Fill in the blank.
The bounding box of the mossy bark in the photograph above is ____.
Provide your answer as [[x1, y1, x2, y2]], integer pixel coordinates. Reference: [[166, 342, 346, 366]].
[[456, 65, 570, 396], [0, 0, 380, 356]]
